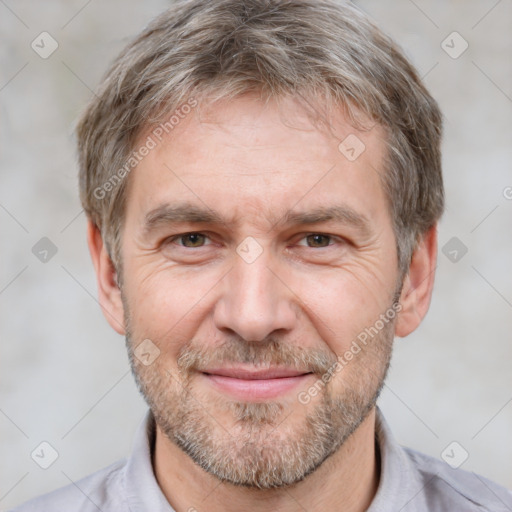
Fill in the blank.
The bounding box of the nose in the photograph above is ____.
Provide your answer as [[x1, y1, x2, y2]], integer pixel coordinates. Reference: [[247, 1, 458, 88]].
[[213, 248, 297, 342]]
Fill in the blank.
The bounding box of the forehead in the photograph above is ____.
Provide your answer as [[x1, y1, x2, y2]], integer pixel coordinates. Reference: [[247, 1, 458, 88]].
[[125, 95, 390, 230]]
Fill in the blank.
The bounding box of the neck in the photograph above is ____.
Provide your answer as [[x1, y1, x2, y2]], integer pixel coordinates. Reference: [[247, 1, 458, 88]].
[[153, 408, 380, 512]]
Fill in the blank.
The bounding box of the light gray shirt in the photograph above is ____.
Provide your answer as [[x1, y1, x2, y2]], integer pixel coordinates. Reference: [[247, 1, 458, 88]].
[[11, 408, 512, 511]]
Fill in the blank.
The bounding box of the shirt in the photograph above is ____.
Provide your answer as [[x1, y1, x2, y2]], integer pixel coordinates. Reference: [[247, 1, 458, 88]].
[[11, 407, 512, 511]]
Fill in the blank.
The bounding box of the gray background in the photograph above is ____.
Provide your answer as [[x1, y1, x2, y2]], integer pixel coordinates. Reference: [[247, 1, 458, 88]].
[[1, 0, 511, 509]]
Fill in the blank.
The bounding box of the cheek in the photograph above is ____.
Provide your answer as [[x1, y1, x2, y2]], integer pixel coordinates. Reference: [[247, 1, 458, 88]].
[[289, 267, 393, 354], [123, 265, 220, 352]]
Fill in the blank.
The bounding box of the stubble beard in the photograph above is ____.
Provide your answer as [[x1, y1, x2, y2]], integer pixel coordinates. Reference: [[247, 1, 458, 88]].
[[124, 299, 397, 489]]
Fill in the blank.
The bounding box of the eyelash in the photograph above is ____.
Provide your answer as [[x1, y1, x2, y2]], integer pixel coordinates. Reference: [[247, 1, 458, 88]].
[[166, 232, 341, 249]]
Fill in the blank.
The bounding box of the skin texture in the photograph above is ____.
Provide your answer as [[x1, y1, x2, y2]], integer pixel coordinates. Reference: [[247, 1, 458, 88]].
[[87, 95, 438, 512]]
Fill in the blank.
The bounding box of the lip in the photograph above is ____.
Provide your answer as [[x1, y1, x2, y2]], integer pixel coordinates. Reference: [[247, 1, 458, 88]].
[[203, 367, 310, 379], [201, 366, 313, 400]]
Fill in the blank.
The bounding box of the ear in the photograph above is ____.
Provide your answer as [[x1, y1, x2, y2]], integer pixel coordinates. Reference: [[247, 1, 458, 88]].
[[395, 225, 438, 338], [86, 220, 126, 335]]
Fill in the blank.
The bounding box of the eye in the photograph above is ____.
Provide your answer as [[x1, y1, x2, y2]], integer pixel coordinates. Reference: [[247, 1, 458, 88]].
[[297, 234, 335, 248], [170, 232, 211, 248]]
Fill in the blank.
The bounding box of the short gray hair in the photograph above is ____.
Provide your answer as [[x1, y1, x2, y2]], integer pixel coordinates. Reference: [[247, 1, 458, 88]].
[[77, 0, 444, 275]]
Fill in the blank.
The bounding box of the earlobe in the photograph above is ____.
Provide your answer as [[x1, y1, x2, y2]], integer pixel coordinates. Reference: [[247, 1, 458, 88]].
[[86, 220, 126, 335], [394, 225, 438, 338]]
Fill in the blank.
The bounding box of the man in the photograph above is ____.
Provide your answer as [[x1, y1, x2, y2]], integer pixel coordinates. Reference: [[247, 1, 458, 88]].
[[12, 0, 512, 511]]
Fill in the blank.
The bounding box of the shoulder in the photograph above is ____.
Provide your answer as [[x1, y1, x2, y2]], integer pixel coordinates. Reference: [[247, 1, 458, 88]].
[[403, 446, 512, 511], [9, 458, 128, 512]]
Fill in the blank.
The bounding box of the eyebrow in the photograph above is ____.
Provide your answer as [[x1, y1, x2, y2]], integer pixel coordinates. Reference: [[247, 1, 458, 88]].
[[141, 202, 372, 237], [142, 203, 225, 236], [280, 206, 371, 236]]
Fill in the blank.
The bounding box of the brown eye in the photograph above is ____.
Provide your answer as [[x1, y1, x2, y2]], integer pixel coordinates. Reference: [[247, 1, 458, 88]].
[[304, 234, 332, 248]]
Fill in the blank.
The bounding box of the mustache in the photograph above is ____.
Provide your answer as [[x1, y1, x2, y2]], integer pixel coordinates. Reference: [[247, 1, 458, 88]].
[[177, 337, 338, 375]]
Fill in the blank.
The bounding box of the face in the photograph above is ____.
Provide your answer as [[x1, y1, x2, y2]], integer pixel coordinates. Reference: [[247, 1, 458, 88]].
[[118, 95, 402, 488]]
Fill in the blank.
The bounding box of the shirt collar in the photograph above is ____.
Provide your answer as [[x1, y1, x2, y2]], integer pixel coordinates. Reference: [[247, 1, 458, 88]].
[[124, 410, 175, 511], [367, 407, 423, 512], [123, 407, 412, 512]]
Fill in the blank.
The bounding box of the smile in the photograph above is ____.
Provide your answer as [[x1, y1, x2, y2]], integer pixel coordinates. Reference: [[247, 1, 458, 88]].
[[201, 367, 314, 400]]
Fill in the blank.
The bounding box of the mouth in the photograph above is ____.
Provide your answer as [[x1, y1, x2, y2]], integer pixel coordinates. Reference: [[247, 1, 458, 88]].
[[200, 366, 314, 400]]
